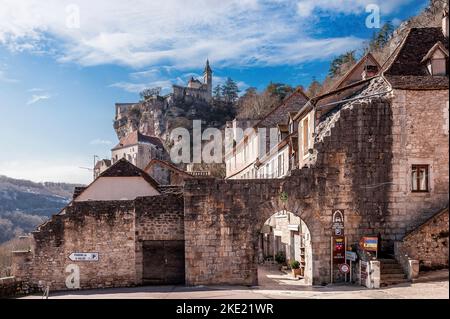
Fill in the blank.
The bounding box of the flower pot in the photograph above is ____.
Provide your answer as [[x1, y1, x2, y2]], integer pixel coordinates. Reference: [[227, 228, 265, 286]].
[[292, 268, 302, 278]]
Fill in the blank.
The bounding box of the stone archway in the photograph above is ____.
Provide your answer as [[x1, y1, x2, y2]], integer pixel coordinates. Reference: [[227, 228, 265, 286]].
[[256, 210, 313, 286], [183, 174, 331, 287]]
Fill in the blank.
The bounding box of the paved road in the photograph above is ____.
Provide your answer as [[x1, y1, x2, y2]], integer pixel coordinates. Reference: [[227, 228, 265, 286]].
[[22, 271, 449, 299]]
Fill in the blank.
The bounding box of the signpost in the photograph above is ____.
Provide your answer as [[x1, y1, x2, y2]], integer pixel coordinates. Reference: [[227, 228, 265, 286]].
[[331, 235, 346, 283], [360, 260, 368, 286], [332, 210, 345, 236], [69, 252, 99, 262], [360, 237, 378, 258], [345, 251, 357, 283], [339, 263, 350, 274], [345, 251, 357, 262]]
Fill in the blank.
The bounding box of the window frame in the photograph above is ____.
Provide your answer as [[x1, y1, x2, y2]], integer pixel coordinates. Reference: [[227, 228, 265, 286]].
[[302, 117, 309, 157], [411, 164, 430, 193]]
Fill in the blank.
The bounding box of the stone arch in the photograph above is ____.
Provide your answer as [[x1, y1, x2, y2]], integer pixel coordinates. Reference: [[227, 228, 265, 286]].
[[183, 177, 331, 287], [252, 197, 321, 286]]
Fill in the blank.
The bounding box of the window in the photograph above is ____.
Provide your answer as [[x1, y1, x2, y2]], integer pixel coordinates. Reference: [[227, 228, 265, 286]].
[[303, 118, 309, 156], [411, 165, 429, 192]]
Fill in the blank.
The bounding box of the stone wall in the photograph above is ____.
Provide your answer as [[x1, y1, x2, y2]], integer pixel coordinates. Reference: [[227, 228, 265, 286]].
[[28, 201, 137, 291], [397, 208, 449, 270], [134, 194, 185, 284], [184, 95, 413, 286], [387, 89, 449, 244]]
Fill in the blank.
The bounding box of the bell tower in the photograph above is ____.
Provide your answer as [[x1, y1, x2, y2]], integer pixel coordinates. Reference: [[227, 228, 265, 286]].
[[203, 59, 213, 100]]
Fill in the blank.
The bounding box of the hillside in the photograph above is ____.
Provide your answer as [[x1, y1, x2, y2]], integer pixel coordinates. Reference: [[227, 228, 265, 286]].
[[0, 175, 80, 243]]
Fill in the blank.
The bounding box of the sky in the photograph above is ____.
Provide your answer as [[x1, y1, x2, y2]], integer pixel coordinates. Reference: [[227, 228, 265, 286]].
[[0, 0, 428, 184]]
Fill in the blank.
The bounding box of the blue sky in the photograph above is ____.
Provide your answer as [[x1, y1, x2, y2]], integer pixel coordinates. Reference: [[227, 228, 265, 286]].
[[0, 0, 428, 184]]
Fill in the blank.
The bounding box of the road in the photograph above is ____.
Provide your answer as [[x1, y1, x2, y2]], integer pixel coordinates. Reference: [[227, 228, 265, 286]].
[[21, 269, 449, 299]]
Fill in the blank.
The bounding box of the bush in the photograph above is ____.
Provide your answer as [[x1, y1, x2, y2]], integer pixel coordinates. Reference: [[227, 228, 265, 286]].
[[274, 251, 286, 264], [290, 260, 300, 269]]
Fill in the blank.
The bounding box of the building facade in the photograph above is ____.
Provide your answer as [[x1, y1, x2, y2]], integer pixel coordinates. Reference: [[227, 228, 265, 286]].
[[10, 20, 449, 291]]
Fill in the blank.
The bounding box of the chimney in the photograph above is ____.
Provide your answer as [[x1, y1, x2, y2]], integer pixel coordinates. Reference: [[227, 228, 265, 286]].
[[362, 65, 379, 80], [443, 10, 449, 38]]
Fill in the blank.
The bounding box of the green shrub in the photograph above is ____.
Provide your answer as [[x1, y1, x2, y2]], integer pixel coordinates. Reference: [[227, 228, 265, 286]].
[[290, 260, 300, 269], [274, 251, 286, 264]]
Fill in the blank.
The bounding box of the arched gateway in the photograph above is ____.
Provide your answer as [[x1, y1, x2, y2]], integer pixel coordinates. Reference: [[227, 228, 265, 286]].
[[183, 168, 332, 286]]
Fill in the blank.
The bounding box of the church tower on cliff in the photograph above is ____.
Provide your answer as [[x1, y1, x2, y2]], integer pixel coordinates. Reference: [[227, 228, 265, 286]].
[[203, 59, 213, 100]]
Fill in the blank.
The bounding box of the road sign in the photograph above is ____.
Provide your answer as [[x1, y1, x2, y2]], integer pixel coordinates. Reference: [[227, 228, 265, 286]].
[[332, 210, 344, 235], [345, 251, 357, 262], [69, 252, 99, 261], [359, 237, 378, 252], [332, 236, 346, 264], [339, 263, 350, 274]]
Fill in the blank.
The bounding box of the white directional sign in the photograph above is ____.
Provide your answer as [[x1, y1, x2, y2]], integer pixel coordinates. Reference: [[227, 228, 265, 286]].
[[69, 252, 99, 261], [345, 251, 357, 262]]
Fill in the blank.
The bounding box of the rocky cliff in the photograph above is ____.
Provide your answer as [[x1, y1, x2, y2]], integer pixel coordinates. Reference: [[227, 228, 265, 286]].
[[114, 94, 236, 143]]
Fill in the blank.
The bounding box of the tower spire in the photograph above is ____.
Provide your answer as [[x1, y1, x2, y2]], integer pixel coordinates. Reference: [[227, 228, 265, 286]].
[[204, 59, 212, 74]]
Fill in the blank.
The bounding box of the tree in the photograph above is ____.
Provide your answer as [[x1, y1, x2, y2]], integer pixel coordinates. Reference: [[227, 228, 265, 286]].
[[266, 82, 294, 100], [306, 77, 323, 98], [329, 51, 357, 78], [213, 84, 222, 100], [368, 22, 395, 52], [221, 78, 240, 103], [139, 87, 162, 101]]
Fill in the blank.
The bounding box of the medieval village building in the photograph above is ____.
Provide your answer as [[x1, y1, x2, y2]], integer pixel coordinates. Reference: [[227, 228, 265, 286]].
[[10, 16, 449, 292]]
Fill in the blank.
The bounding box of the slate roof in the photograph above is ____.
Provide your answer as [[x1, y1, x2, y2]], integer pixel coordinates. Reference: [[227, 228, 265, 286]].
[[331, 52, 381, 91], [382, 27, 449, 89], [72, 158, 160, 200], [256, 89, 309, 128], [385, 75, 449, 90], [112, 131, 164, 151], [98, 158, 159, 188]]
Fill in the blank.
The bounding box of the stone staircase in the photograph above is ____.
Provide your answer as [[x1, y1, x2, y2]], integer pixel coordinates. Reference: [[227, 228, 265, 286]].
[[379, 258, 408, 286]]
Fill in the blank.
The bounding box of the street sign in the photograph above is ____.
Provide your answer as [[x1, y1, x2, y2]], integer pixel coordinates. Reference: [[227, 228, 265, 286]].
[[345, 251, 357, 262], [69, 252, 99, 261], [332, 210, 344, 235], [359, 237, 378, 252], [339, 263, 350, 274], [332, 236, 346, 264]]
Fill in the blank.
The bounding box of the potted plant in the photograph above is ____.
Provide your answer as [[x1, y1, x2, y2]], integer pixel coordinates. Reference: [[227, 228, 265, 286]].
[[290, 260, 302, 278], [275, 251, 286, 264]]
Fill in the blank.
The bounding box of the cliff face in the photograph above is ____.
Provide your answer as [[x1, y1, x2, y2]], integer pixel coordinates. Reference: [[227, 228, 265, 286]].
[[114, 94, 236, 143]]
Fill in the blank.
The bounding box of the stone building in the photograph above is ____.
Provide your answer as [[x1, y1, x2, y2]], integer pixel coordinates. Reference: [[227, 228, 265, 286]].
[[172, 60, 213, 102], [144, 159, 194, 186], [225, 89, 309, 179], [10, 21, 449, 291], [111, 131, 167, 171]]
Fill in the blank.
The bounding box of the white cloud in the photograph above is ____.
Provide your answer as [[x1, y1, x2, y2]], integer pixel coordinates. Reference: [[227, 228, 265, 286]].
[[110, 80, 174, 94], [296, 0, 412, 17], [0, 0, 401, 70], [27, 93, 51, 105], [89, 139, 112, 145], [0, 69, 18, 83]]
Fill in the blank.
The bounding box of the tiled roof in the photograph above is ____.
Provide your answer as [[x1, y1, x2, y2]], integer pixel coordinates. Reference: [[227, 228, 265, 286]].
[[72, 158, 160, 200], [385, 75, 449, 90], [331, 52, 381, 91], [384, 28, 449, 76], [256, 89, 309, 128], [99, 158, 159, 188], [112, 131, 164, 150]]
